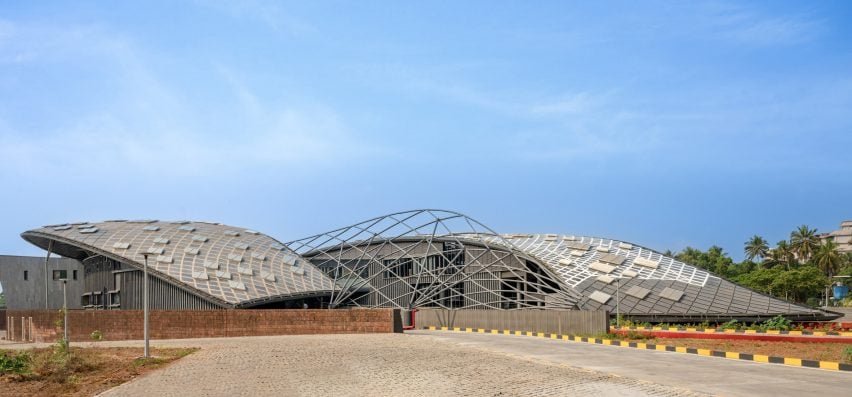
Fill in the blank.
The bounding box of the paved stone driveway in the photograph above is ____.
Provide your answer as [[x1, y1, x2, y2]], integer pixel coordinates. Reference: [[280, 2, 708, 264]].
[[100, 334, 704, 396]]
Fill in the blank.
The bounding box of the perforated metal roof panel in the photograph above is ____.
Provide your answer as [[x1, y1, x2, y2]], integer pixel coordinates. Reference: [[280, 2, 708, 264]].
[[21, 220, 336, 308]]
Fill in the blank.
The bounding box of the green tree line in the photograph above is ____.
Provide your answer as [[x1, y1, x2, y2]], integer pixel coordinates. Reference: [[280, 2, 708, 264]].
[[665, 225, 852, 306]]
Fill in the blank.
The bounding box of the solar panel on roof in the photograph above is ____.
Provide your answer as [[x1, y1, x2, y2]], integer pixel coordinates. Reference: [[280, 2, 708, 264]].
[[234, 243, 250, 250], [192, 271, 208, 280], [588, 261, 616, 274], [215, 271, 231, 279], [260, 271, 276, 282], [625, 286, 650, 299], [142, 225, 160, 232], [228, 280, 246, 291], [244, 230, 259, 235], [224, 230, 240, 236], [633, 257, 659, 269], [596, 275, 615, 284], [589, 291, 612, 304], [659, 287, 684, 302], [599, 254, 626, 265], [192, 235, 208, 243], [237, 266, 253, 276], [565, 242, 590, 250], [178, 225, 196, 232], [79, 227, 98, 234], [113, 242, 131, 249], [153, 237, 170, 245], [251, 253, 266, 261], [203, 261, 218, 270], [53, 225, 72, 231], [146, 247, 164, 255], [228, 254, 243, 263], [184, 247, 200, 255]]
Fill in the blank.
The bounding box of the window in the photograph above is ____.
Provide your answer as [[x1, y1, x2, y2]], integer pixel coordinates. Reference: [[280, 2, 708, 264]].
[[383, 258, 414, 278], [52, 270, 68, 280], [443, 283, 465, 308], [452, 283, 465, 308], [73, 270, 77, 280], [23, 270, 28, 280]]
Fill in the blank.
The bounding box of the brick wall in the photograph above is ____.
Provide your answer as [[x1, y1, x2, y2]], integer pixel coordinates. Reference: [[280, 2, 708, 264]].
[[6, 309, 400, 342], [0, 309, 6, 330]]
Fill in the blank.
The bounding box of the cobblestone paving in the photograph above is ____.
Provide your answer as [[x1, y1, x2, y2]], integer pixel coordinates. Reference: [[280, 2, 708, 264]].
[[100, 334, 705, 396]]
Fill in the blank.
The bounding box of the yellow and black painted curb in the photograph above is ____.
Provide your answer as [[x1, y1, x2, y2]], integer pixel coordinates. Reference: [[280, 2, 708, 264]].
[[424, 326, 852, 372], [613, 325, 852, 337]]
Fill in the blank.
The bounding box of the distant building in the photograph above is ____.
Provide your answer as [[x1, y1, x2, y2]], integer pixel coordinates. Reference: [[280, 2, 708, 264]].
[[0, 255, 84, 310], [821, 221, 852, 253]]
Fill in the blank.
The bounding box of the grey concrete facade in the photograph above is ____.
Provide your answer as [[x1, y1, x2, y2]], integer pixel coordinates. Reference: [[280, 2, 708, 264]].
[[0, 255, 84, 310]]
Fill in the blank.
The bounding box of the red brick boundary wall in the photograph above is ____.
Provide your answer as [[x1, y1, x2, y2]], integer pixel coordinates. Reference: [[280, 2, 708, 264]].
[[6, 309, 401, 343]]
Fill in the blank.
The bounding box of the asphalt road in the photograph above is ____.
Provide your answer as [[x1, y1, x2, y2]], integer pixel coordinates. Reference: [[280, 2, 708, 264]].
[[406, 330, 851, 396]]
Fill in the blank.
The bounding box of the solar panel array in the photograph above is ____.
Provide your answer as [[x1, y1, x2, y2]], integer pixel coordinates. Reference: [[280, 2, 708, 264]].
[[478, 233, 824, 317], [26, 220, 336, 307]]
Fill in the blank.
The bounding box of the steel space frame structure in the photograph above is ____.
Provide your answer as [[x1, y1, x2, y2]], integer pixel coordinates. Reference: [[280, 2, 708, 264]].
[[287, 210, 582, 310]]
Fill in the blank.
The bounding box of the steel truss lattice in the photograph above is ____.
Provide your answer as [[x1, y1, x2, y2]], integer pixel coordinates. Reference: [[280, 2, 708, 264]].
[[287, 210, 582, 310]]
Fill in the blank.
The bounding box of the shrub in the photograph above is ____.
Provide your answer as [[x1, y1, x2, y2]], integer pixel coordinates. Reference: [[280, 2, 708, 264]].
[[0, 351, 30, 374], [761, 315, 792, 331], [90, 330, 103, 341], [719, 319, 740, 330]]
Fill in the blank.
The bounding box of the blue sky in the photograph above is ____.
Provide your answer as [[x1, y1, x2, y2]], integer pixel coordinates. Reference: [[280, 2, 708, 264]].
[[1, 0, 851, 270]]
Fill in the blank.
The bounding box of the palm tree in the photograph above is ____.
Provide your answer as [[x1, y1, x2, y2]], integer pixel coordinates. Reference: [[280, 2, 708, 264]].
[[790, 225, 820, 263], [813, 240, 842, 308], [764, 240, 794, 270], [744, 235, 769, 263], [813, 240, 842, 278]]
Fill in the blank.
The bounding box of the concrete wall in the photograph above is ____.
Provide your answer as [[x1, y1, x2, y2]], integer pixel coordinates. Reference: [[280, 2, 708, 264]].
[[416, 309, 609, 335], [0, 255, 84, 310], [6, 308, 401, 342]]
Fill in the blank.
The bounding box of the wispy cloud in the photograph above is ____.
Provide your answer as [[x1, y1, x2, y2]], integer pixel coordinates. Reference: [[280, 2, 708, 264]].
[[701, 2, 824, 46], [193, 0, 316, 36], [0, 19, 384, 180]]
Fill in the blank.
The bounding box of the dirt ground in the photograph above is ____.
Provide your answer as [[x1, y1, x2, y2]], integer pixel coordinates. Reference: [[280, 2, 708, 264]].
[[622, 337, 852, 363], [0, 347, 196, 397]]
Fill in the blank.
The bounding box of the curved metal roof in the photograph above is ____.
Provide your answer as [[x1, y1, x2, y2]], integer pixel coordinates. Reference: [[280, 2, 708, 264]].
[[22, 220, 336, 308], [490, 233, 828, 319], [19, 210, 837, 320]]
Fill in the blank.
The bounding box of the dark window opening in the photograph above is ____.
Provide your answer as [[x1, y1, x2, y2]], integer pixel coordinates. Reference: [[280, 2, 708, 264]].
[[383, 258, 414, 278], [411, 283, 439, 308], [23, 270, 28, 280], [501, 280, 519, 309], [73, 270, 77, 280], [442, 241, 465, 268], [52, 270, 68, 280], [442, 283, 465, 308], [525, 260, 559, 294]]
